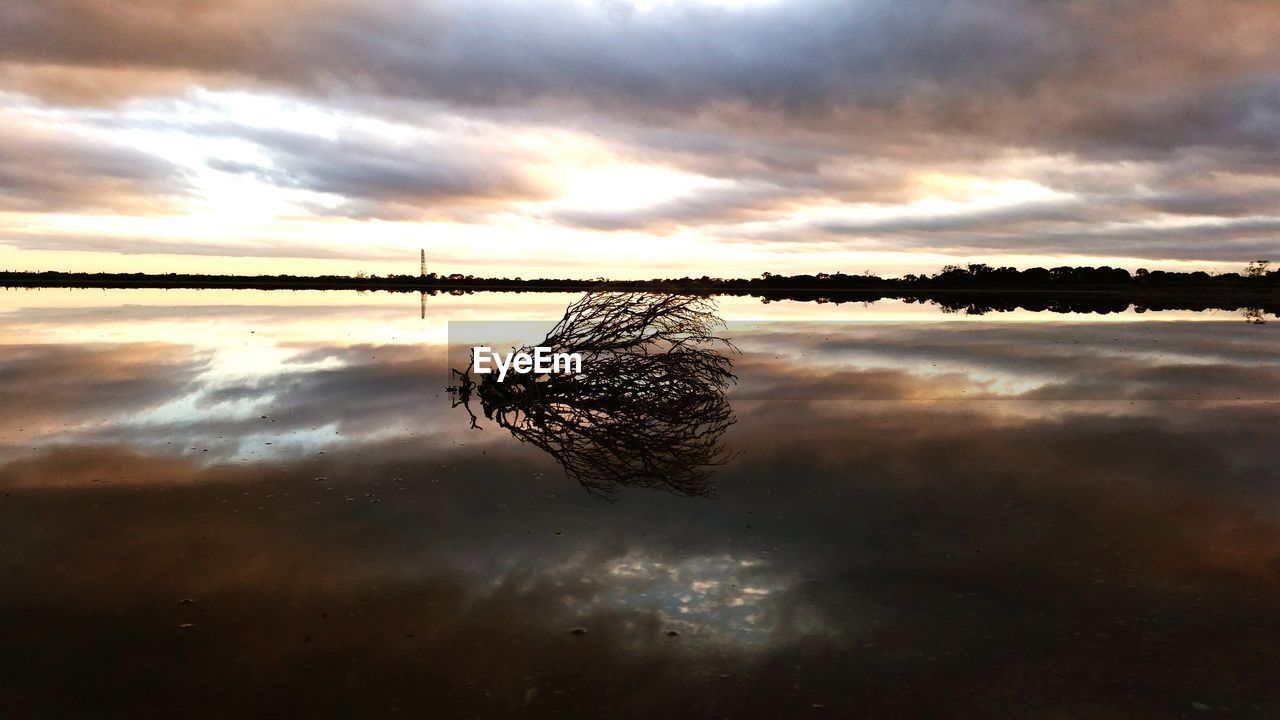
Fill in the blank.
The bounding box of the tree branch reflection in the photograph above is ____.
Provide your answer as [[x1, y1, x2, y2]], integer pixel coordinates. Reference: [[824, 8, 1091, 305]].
[[449, 293, 737, 499]]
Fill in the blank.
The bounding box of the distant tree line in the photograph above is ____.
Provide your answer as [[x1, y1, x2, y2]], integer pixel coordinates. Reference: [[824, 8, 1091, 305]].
[[3, 261, 1276, 291], [1, 262, 1276, 317]]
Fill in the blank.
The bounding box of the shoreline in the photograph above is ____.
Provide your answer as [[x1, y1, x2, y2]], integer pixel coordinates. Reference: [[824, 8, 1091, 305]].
[[2, 270, 1278, 316]]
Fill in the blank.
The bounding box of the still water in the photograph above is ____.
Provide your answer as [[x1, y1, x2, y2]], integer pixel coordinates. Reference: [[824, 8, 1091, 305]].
[[1, 288, 1277, 718]]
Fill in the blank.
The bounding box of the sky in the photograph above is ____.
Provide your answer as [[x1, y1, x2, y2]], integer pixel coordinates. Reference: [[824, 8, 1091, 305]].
[[1, 0, 1278, 279]]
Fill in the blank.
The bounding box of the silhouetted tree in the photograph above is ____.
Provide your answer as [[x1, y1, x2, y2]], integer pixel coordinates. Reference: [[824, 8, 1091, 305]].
[[449, 292, 738, 499]]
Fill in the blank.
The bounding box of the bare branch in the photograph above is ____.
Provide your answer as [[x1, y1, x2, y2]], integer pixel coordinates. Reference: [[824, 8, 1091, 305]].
[[449, 292, 737, 499]]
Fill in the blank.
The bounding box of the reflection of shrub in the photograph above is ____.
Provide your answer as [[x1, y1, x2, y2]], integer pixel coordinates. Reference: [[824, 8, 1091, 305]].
[[450, 292, 737, 499]]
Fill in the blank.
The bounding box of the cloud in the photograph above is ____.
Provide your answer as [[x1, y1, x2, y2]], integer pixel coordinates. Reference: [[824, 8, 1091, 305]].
[[0, 111, 189, 212], [5, 0, 1278, 155], [546, 180, 800, 231], [734, 320, 1280, 402], [802, 191, 1280, 261], [0, 230, 413, 260], [205, 124, 555, 219], [1, 0, 1278, 263], [4, 317, 1280, 714], [0, 342, 209, 438]]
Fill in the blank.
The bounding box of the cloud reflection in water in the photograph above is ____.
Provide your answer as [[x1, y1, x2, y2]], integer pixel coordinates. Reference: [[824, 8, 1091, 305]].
[[0, 291, 1278, 717]]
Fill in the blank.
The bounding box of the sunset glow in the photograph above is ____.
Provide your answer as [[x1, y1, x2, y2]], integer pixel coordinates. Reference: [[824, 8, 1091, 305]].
[[2, 1, 1278, 277]]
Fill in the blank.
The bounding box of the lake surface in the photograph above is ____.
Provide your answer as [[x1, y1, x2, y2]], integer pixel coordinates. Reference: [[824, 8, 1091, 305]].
[[1, 288, 1277, 718]]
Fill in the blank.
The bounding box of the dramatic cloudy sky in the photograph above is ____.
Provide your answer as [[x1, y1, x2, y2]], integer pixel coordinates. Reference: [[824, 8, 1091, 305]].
[[1, 0, 1278, 278]]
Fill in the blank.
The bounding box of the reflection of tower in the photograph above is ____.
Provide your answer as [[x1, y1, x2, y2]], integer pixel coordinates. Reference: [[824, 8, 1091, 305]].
[[419, 249, 427, 319]]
